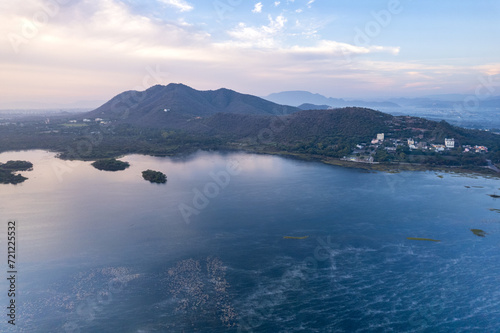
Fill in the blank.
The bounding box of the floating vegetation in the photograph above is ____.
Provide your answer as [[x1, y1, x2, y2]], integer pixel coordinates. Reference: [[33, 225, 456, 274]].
[[283, 236, 309, 240], [489, 208, 500, 213], [471, 229, 487, 237], [436, 174, 444, 179], [464, 186, 471, 188], [167, 257, 237, 329], [472, 186, 484, 188], [407, 237, 441, 242], [488, 194, 500, 199]]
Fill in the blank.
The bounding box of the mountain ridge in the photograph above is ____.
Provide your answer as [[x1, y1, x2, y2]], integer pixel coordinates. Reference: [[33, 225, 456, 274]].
[[85, 83, 300, 127]]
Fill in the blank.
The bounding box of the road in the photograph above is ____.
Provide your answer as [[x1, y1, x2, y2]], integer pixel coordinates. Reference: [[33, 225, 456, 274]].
[[486, 159, 500, 173]]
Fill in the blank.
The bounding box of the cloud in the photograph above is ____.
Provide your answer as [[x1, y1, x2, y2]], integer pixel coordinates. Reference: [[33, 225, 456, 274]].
[[307, 0, 315, 8], [274, 1, 281, 7], [224, 14, 287, 48], [289, 40, 400, 58], [252, 2, 263, 13], [1, 0, 489, 104], [158, 0, 193, 12]]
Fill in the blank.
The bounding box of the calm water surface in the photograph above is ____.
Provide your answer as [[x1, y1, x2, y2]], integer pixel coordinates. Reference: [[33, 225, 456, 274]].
[[1, 150, 500, 332]]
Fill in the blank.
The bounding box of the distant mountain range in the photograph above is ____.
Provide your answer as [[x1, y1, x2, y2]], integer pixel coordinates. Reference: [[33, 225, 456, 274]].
[[263, 91, 400, 109], [263, 90, 500, 111]]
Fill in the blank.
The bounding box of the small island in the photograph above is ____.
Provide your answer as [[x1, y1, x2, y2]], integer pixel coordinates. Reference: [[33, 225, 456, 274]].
[[471, 229, 487, 237], [91, 158, 130, 171], [142, 169, 167, 184], [0, 160, 33, 184], [407, 237, 441, 242]]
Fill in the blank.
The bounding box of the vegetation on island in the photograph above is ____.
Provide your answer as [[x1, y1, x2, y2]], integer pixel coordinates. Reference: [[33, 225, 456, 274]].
[[91, 158, 130, 171], [0, 160, 33, 184], [407, 237, 441, 242], [470, 229, 487, 237], [142, 169, 167, 183]]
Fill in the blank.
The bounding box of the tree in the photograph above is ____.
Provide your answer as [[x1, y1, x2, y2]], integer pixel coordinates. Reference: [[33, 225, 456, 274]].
[[142, 169, 167, 183]]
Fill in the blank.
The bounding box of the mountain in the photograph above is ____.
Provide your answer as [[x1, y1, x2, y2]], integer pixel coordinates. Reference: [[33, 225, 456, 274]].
[[264, 91, 345, 107], [263, 91, 400, 109], [85, 84, 300, 127]]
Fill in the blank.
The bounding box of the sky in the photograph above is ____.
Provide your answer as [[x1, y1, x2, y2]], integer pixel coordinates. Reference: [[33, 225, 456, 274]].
[[1, 0, 500, 108]]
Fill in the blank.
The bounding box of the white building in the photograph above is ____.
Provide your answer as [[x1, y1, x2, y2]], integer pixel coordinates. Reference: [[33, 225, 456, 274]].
[[445, 138, 455, 148], [377, 133, 385, 141]]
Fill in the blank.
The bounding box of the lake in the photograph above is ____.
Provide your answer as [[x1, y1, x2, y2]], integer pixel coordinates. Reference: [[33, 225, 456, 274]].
[[1, 150, 500, 332]]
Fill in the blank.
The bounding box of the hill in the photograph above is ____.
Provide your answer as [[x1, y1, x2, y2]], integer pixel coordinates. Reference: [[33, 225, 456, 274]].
[[85, 83, 300, 127], [298, 103, 332, 110], [189, 107, 393, 144]]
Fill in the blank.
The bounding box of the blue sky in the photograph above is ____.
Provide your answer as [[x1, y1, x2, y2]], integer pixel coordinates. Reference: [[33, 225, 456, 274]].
[[1, 0, 499, 107]]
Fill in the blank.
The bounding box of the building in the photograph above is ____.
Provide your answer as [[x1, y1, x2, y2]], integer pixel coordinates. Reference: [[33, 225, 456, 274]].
[[407, 138, 417, 149], [445, 138, 455, 148], [377, 133, 385, 141], [474, 145, 488, 153], [432, 144, 446, 152]]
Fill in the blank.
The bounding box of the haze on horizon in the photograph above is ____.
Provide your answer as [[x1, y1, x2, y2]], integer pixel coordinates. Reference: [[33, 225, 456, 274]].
[[1, 0, 500, 108]]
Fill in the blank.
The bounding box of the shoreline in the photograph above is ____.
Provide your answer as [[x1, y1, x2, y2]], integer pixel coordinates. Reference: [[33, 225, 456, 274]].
[[1, 147, 499, 179]]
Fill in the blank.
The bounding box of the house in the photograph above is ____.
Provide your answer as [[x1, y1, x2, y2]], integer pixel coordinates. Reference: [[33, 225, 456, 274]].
[[445, 138, 455, 148], [377, 133, 385, 141], [474, 145, 488, 153], [95, 118, 103, 122], [69, 120, 77, 123], [432, 144, 446, 152], [83, 118, 91, 122], [407, 138, 417, 149]]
